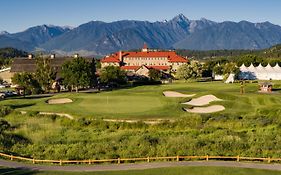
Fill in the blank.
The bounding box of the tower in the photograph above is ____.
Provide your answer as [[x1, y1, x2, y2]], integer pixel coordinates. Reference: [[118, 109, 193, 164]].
[[142, 43, 148, 52]]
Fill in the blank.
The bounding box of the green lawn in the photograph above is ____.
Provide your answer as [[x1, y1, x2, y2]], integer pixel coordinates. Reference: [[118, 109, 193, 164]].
[[2, 81, 281, 161], [2, 166, 281, 175], [1, 81, 281, 119]]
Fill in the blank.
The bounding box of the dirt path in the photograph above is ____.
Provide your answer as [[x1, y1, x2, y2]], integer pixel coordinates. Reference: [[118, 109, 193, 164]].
[[20, 111, 74, 120], [1, 159, 281, 172]]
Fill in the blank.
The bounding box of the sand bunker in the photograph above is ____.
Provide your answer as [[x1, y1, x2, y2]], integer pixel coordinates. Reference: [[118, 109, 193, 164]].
[[47, 98, 73, 104], [184, 105, 225, 113], [182, 95, 222, 106], [163, 91, 195, 98]]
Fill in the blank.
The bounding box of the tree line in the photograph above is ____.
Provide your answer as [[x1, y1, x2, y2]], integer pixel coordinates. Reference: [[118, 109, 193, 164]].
[[11, 55, 166, 95], [176, 44, 281, 60], [0, 47, 28, 69], [12, 56, 98, 95]]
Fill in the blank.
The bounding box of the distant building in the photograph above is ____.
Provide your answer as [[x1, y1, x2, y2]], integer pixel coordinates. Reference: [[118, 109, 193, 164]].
[[0, 67, 13, 84], [0, 54, 93, 84], [100, 44, 188, 77]]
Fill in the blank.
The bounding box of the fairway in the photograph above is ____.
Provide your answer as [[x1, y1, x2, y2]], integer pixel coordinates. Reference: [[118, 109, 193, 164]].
[[2, 81, 281, 119]]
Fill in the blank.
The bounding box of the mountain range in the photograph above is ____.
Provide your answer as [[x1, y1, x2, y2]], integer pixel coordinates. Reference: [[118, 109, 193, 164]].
[[1, 14, 281, 56]]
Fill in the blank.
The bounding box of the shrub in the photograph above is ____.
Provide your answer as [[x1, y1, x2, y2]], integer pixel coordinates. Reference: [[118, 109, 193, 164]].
[[27, 111, 39, 117], [49, 114, 57, 121], [0, 119, 11, 133], [0, 106, 12, 117]]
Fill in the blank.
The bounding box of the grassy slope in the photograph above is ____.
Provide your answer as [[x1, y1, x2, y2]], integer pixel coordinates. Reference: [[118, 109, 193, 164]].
[[2, 166, 281, 175], [1, 81, 281, 119], [2, 81, 281, 161]]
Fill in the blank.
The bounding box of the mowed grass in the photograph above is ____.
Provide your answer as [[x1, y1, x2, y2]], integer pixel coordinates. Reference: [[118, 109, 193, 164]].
[[2, 166, 281, 175], [1, 81, 281, 119]]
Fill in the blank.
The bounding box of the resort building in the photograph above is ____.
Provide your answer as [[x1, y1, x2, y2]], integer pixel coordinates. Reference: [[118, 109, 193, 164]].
[[100, 44, 188, 76], [0, 67, 13, 84], [0, 54, 93, 84]]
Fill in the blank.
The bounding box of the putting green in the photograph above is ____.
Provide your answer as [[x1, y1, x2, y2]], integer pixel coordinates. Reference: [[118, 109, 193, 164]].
[[76, 94, 163, 114], [2, 81, 281, 119]]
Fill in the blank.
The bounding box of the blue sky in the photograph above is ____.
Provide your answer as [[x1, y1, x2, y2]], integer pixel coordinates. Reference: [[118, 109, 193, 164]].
[[1, 0, 281, 33]]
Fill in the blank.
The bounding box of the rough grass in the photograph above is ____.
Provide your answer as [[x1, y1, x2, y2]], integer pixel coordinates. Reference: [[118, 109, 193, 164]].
[[2, 166, 281, 175], [2, 81, 281, 162]]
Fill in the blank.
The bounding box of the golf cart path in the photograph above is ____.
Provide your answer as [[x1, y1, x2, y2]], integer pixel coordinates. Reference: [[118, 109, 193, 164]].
[[1, 159, 281, 172]]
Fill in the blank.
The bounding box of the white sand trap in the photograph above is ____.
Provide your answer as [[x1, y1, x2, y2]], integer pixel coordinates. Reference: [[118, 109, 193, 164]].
[[182, 95, 222, 106], [47, 98, 73, 104], [163, 91, 195, 97], [184, 105, 225, 113]]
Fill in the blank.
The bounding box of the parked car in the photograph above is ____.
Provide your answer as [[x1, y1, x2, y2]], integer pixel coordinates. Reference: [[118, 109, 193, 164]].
[[0, 84, 5, 88], [11, 84, 18, 88], [4, 90, 17, 97]]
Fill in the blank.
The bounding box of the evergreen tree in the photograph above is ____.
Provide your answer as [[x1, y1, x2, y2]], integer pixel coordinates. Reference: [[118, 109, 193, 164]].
[[90, 58, 98, 87]]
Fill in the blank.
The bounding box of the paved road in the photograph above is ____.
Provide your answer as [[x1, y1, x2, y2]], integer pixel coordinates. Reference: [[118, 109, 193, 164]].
[[1, 159, 281, 172]]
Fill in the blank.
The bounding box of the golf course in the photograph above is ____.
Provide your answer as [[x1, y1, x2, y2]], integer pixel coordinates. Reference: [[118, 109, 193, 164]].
[[1, 81, 281, 119], [1, 81, 281, 174]]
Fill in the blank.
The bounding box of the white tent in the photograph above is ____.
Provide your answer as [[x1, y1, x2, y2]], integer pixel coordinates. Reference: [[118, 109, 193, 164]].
[[225, 73, 235, 83], [239, 63, 281, 80]]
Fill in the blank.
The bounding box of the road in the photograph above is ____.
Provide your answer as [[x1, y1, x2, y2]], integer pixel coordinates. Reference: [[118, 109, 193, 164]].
[[1, 159, 281, 172]]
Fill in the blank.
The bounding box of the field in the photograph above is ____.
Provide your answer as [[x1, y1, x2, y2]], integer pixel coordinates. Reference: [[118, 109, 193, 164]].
[[2, 81, 281, 164], [1, 81, 281, 119], [2, 166, 281, 175]]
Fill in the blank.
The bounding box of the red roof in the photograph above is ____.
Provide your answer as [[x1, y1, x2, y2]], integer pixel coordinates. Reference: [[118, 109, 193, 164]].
[[121, 65, 170, 71], [101, 50, 188, 63], [100, 52, 121, 63], [147, 66, 170, 70], [120, 66, 140, 70], [124, 51, 188, 63]]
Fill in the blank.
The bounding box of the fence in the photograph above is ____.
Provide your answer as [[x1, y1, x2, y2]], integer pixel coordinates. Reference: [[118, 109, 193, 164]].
[[1, 152, 281, 166]]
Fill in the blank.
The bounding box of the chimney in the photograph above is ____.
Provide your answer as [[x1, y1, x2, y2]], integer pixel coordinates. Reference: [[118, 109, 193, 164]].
[[50, 54, 56, 59], [28, 54, 33, 59], [119, 51, 122, 61], [74, 54, 79, 58]]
